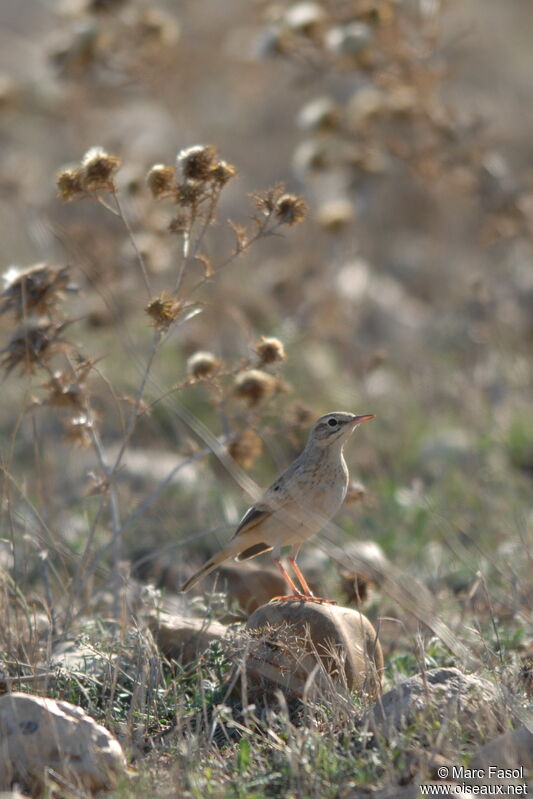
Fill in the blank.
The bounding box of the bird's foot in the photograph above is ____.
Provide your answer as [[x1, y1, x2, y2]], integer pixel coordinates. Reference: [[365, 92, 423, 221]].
[[269, 594, 307, 603], [269, 594, 338, 605], [301, 596, 338, 605]]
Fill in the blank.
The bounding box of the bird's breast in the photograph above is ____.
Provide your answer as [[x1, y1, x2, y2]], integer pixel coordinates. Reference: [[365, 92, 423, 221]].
[[291, 454, 349, 517]]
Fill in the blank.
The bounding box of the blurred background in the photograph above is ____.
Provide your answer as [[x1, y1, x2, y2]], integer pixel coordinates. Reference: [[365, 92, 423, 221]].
[[0, 0, 532, 657]]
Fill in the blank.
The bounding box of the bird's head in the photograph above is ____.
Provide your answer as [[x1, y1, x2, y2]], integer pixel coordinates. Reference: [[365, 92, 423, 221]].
[[308, 411, 375, 449]]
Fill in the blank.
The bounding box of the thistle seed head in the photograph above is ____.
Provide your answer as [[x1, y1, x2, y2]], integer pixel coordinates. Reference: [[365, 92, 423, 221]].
[[56, 167, 84, 201], [274, 193, 308, 225], [1, 263, 76, 320], [81, 146, 121, 192], [187, 351, 220, 379], [146, 164, 177, 198], [254, 336, 286, 364], [209, 160, 237, 186], [234, 369, 277, 406], [145, 291, 182, 331], [177, 145, 217, 182], [229, 428, 263, 469]]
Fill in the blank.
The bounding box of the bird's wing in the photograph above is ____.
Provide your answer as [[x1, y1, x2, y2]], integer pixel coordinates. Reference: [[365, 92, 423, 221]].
[[232, 467, 299, 539], [233, 504, 273, 537]]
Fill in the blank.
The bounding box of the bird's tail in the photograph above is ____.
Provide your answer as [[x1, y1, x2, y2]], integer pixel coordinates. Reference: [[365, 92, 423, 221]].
[[180, 540, 248, 592]]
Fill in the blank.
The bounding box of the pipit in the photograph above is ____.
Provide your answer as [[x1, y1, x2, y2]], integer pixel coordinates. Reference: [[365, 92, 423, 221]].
[[180, 411, 375, 602]]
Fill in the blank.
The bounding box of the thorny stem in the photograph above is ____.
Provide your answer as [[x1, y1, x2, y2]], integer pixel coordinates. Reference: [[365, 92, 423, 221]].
[[111, 329, 161, 473], [112, 191, 152, 297], [86, 417, 125, 624], [175, 187, 221, 294], [64, 331, 162, 630], [175, 208, 195, 294], [187, 214, 283, 300]]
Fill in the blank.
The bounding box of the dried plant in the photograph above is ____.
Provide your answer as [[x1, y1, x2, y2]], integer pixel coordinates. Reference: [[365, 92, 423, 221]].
[[0, 263, 76, 320], [0, 319, 73, 376]]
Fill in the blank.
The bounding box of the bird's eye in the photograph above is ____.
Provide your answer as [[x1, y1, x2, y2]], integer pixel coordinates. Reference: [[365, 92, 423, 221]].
[[327, 417, 338, 427]]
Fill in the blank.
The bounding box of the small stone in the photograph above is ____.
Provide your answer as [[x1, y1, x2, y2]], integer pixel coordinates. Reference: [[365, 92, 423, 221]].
[[148, 612, 227, 662], [364, 667, 505, 746], [337, 540, 389, 604], [326, 22, 373, 57], [0, 693, 126, 793], [203, 562, 287, 615], [297, 97, 339, 133]]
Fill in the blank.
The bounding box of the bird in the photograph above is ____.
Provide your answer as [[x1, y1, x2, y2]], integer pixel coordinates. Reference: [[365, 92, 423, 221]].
[[180, 411, 375, 602]]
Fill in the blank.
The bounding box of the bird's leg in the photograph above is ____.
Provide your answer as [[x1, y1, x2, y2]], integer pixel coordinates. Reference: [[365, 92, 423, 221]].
[[288, 557, 338, 606], [269, 557, 338, 605], [288, 557, 314, 596], [269, 559, 308, 602]]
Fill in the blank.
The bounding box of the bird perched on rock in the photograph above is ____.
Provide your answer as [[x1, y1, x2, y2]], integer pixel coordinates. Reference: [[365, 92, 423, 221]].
[[180, 411, 375, 602]]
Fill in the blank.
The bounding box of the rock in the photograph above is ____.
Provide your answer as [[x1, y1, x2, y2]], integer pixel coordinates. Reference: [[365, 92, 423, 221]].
[[336, 540, 389, 604], [51, 639, 112, 676], [0, 792, 31, 799], [203, 562, 287, 614], [134, 551, 286, 615], [242, 601, 383, 703], [0, 693, 126, 793], [148, 611, 227, 662], [471, 725, 533, 774], [364, 667, 505, 746]]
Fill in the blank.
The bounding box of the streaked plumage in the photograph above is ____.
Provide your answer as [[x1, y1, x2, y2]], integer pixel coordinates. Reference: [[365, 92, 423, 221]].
[[180, 411, 375, 601]]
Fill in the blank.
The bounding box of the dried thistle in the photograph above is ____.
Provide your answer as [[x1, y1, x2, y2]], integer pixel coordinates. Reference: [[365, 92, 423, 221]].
[[298, 97, 339, 133], [80, 146, 121, 192], [228, 221, 249, 253], [229, 428, 263, 469], [42, 373, 84, 409], [315, 198, 355, 231], [145, 291, 182, 331], [209, 160, 237, 186], [0, 319, 72, 376], [146, 164, 177, 198], [234, 369, 277, 406], [252, 184, 285, 215], [254, 336, 286, 365], [344, 480, 367, 505], [136, 7, 179, 42], [64, 415, 93, 448], [1, 263, 76, 320], [176, 182, 204, 207], [56, 167, 84, 201], [177, 145, 217, 182], [274, 193, 308, 226], [168, 212, 190, 234], [284, 3, 326, 36], [41, 358, 97, 409], [186, 350, 220, 379], [290, 404, 315, 429]]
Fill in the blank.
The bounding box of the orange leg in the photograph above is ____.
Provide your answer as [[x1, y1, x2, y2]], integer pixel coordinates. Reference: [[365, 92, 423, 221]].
[[270, 559, 307, 602], [269, 558, 338, 605], [288, 557, 314, 595], [288, 557, 338, 605]]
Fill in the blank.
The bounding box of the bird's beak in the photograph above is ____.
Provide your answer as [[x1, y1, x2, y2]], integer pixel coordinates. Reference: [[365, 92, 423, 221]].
[[350, 413, 375, 426]]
